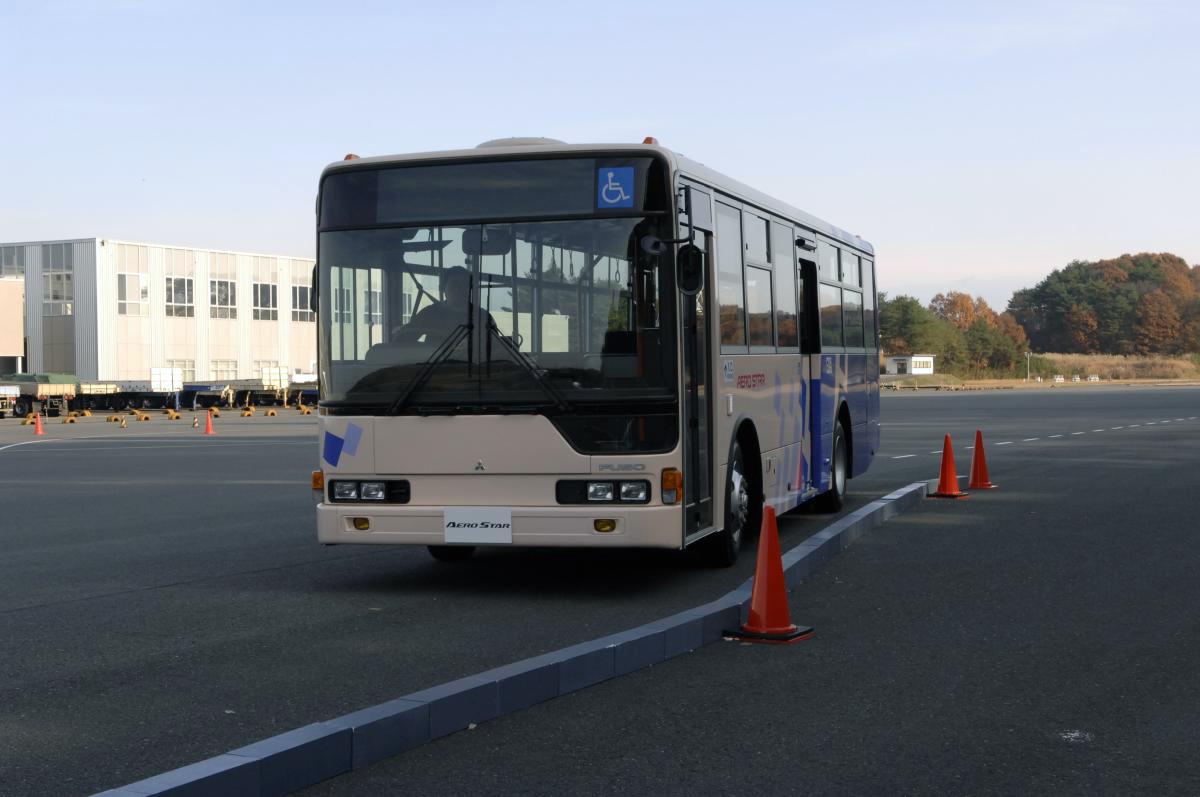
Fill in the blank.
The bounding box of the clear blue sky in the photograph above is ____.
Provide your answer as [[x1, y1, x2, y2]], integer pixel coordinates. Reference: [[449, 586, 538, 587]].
[[2, 0, 1197, 309]]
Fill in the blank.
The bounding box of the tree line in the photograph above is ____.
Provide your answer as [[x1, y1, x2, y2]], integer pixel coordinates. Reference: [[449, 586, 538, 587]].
[[880, 252, 1200, 376]]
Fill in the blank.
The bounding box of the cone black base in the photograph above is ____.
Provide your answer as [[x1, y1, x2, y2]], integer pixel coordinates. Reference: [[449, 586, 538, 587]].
[[724, 625, 814, 644]]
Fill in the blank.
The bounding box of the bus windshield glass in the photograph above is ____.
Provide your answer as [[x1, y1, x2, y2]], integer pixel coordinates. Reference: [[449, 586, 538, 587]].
[[316, 158, 678, 451]]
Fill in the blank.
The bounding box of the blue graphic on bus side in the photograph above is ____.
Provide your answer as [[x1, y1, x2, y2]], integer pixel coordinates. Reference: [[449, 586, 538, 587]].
[[596, 167, 634, 209], [323, 422, 363, 466]]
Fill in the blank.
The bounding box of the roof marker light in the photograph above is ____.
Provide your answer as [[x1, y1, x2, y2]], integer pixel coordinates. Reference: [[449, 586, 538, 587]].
[[642, 137, 659, 145]]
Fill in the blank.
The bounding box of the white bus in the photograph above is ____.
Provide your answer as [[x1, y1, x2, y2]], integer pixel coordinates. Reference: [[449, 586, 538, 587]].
[[312, 138, 879, 566]]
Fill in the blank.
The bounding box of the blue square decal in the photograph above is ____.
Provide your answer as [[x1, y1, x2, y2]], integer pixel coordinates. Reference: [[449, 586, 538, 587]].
[[596, 167, 634, 209]]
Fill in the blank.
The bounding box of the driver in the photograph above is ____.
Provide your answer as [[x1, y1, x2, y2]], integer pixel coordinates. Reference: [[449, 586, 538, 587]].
[[391, 266, 496, 343]]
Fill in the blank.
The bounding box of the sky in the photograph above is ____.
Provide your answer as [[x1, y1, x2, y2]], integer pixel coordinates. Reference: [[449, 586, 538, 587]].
[[1, 0, 1198, 310]]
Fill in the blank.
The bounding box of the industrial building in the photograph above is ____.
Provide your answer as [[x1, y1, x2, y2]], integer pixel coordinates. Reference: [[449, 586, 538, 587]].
[[0, 238, 316, 382]]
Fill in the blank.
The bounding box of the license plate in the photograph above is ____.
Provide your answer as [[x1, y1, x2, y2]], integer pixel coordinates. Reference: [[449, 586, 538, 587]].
[[443, 507, 513, 544]]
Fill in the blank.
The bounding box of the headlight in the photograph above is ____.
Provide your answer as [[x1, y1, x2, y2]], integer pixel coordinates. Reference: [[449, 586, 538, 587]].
[[619, 481, 648, 502], [587, 481, 615, 502], [360, 481, 386, 501], [332, 481, 358, 500]]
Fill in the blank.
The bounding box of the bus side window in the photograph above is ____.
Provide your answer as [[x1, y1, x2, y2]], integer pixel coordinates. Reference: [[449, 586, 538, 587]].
[[816, 240, 838, 282], [862, 258, 876, 349], [819, 283, 843, 349], [798, 258, 816, 353], [771, 223, 797, 350], [715, 202, 746, 349]]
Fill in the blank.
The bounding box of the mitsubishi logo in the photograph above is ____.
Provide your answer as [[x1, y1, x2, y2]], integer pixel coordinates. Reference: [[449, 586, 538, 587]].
[[474, 460, 486, 472]]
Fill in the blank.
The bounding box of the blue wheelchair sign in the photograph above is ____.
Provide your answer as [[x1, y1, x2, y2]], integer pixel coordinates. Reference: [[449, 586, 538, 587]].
[[596, 167, 634, 209]]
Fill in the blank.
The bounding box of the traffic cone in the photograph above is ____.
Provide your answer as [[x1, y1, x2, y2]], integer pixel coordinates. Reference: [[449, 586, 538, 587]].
[[968, 429, 996, 490], [203, 410, 216, 436], [33, 413, 45, 436], [192, 416, 199, 429], [931, 434, 968, 498], [724, 506, 814, 644]]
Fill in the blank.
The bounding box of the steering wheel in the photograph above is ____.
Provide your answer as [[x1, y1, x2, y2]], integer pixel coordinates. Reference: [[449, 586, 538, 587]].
[[390, 323, 443, 344]]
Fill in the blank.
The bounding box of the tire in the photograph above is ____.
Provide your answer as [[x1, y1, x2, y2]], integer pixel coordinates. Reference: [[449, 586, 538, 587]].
[[699, 439, 760, 567], [814, 420, 848, 513], [14, 400, 29, 417], [427, 545, 476, 563]]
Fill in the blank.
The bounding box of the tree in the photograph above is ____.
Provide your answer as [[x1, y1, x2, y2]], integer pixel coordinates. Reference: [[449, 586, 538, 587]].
[[1134, 290, 1182, 354], [994, 312, 1029, 349], [928, 291, 979, 330]]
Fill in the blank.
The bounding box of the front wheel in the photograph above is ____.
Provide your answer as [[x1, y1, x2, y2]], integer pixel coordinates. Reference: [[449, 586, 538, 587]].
[[427, 545, 476, 563], [698, 440, 759, 567], [814, 421, 848, 513]]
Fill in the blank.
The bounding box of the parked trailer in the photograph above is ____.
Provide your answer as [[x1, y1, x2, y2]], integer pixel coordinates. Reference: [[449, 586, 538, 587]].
[[2, 380, 76, 417], [227, 367, 292, 407], [0, 385, 18, 419], [74, 368, 184, 411], [179, 383, 235, 409]]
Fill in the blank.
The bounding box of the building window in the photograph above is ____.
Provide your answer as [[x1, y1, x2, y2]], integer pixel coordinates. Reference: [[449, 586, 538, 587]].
[[165, 249, 195, 317], [166, 277, 194, 317], [210, 279, 237, 319], [211, 359, 238, 381], [253, 360, 280, 378], [291, 285, 315, 322], [333, 287, 352, 323], [41, 242, 74, 315], [117, 273, 148, 316], [1, 245, 25, 277], [364, 290, 383, 325], [253, 283, 278, 320], [166, 359, 195, 383]]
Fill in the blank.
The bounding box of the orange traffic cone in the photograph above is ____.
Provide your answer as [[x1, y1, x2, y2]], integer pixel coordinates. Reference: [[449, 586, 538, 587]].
[[203, 410, 216, 436], [724, 506, 814, 644], [33, 413, 45, 436], [968, 429, 996, 490], [931, 434, 968, 498]]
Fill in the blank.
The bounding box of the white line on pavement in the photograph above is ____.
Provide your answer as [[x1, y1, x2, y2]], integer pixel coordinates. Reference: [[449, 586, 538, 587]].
[[996, 441, 1013, 445], [892, 454, 916, 459], [1175, 418, 1184, 422], [1071, 432, 1086, 435], [1092, 429, 1104, 432], [1048, 434, 1064, 438], [1023, 438, 1039, 441], [0, 439, 55, 453], [1129, 424, 1140, 427], [1111, 426, 1123, 430]]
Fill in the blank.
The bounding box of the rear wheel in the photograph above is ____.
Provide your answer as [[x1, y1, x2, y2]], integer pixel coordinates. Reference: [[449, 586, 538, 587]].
[[699, 440, 759, 567], [814, 421, 848, 512], [427, 545, 476, 562]]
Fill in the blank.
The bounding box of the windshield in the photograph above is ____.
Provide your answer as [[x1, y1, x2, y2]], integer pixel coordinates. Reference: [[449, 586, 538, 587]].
[[317, 216, 678, 451]]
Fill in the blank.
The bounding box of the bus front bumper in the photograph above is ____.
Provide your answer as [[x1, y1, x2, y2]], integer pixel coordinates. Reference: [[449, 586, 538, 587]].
[[316, 502, 683, 549]]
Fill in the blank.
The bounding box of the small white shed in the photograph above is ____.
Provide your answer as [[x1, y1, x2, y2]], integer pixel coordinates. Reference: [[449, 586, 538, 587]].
[[886, 354, 935, 376]]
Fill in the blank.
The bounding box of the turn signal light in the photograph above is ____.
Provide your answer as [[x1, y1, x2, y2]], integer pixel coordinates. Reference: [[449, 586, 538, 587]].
[[661, 468, 682, 505], [352, 517, 370, 531], [311, 470, 324, 490], [594, 519, 617, 533]]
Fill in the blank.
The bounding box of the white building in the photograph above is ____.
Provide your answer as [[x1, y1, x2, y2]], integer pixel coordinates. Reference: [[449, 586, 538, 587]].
[[0, 238, 315, 382], [885, 354, 935, 376]]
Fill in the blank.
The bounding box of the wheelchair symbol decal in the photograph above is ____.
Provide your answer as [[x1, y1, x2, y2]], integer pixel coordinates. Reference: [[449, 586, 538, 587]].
[[597, 167, 634, 209]]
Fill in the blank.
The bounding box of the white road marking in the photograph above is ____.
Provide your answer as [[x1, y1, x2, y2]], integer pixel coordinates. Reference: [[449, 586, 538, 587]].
[[1175, 418, 1184, 422], [995, 441, 1013, 445], [1092, 429, 1104, 432], [1129, 424, 1140, 427], [1146, 421, 1156, 425], [1110, 426, 1123, 430], [1071, 432, 1086, 435], [1048, 434, 1064, 438], [1023, 438, 1039, 441], [1189, 416, 1197, 420], [1060, 730, 1094, 744], [929, 450, 941, 454], [0, 439, 55, 453], [892, 454, 916, 459]]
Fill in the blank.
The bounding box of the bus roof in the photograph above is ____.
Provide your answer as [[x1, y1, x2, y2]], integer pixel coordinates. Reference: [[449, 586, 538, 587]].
[[321, 141, 874, 257]]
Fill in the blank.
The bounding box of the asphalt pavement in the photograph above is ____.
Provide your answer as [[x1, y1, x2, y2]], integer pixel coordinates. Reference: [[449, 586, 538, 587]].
[[305, 387, 1200, 796], [1, 386, 1197, 795]]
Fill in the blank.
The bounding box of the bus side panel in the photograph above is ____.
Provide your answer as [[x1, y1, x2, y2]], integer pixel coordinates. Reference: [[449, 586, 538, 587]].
[[813, 353, 841, 493], [846, 352, 870, 477]]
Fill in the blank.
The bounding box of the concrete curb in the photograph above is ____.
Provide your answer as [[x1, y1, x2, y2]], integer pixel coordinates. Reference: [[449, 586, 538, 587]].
[[94, 481, 927, 797]]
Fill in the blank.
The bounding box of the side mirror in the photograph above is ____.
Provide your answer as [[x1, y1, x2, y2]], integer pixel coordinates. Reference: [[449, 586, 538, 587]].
[[676, 244, 704, 296], [310, 264, 318, 312]]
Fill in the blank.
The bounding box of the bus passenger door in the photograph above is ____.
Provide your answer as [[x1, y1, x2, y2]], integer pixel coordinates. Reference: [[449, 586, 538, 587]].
[[680, 232, 713, 536]]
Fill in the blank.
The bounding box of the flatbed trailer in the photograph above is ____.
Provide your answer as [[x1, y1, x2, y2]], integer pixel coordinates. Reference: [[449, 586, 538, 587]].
[[73, 368, 184, 412], [0, 380, 76, 417]]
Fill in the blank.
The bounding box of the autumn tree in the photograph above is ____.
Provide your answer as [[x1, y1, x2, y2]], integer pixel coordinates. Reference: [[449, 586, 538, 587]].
[[928, 291, 979, 330], [1134, 290, 1182, 354]]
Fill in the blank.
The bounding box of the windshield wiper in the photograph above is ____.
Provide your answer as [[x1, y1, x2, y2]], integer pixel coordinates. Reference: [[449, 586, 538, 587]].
[[387, 324, 470, 415], [484, 321, 572, 414]]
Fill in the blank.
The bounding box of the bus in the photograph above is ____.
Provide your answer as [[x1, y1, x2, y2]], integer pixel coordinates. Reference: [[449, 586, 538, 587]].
[[311, 137, 879, 566]]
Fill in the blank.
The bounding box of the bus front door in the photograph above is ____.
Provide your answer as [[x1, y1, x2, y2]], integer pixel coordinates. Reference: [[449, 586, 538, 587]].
[[681, 238, 714, 539]]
